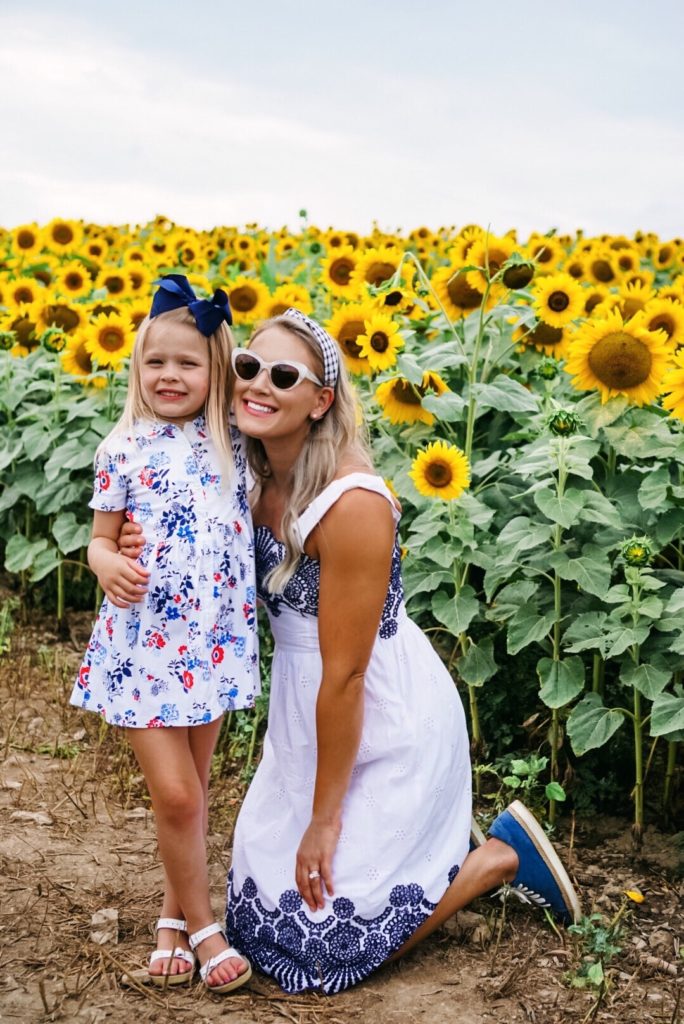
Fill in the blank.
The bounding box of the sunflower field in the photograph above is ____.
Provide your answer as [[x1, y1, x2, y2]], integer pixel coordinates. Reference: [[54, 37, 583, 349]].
[[1, 215, 684, 839]]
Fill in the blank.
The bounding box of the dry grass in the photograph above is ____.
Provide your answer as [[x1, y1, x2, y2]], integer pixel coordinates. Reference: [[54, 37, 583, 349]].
[[0, 609, 681, 1024]]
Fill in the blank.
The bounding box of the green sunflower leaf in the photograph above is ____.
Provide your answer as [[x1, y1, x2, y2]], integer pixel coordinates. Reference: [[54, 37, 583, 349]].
[[432, 585, 479, 635], [650, 690, 684, 737], [637, 467, 671, 510], [471, 375, 540, 414], [507, 606, 555, 655], [458, 637, 497, 687], [621, 663, 671, 699], [567, 693, 625, 755], [537, 656, 586, 709], [549, 545, 612, 598], [534, 487, 587, 529]]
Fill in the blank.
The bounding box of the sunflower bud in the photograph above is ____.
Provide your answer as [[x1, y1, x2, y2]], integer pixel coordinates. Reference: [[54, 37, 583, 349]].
[[548, 411, 581, 437], [502, 261, 535, 289], [621, 536, 653, 567], [0, 331, 15, 351], [41, 327, 67, 353], [534, 358, 560, 381]]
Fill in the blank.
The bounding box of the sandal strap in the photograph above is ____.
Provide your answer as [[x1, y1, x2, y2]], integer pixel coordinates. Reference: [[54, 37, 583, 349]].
[[156, 917, 187, 932], [199, 946, 247, 982], [149, 947, 195, 967], [188, 921, 224, 950]]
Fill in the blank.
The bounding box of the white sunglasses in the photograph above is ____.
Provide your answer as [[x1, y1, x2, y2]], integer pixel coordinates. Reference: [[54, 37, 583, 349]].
[[231, 349, 323, 390]]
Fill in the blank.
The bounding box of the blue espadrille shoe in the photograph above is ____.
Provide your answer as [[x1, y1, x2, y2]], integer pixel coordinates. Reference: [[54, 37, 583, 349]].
[[488, 800, 581, 924]]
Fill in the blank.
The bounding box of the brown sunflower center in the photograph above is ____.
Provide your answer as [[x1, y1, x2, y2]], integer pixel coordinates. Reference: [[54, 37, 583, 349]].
[[446, 271, 482, 310], [337, 320, 365, 358], [548, 291, 570, 313], [591, 259, 615, 283], [621, 297, 646, 320], [74, 342, 94, 374], [269, 303, 289, 317], [425, 460, 452, 488], [53, 224, 74, 245], [588, 331, 652, 389], [527, 323, 564, 347], [566, 261, 584, 279], [533, 243, 554, 264], [384, 290, 404, 307], [392, 380, 421, 405], [17, 230, 36, 250], [364, 261, 396, 287], [503, 263, 534, 289], [329, 257, 354, 286], [44, 305, 80, 331], [12, 315, 38, 348], [657, 246, 673, 265], [647, 314, 674, 337], [34, 269, 52, 286], [14, 286, 34, 304], [65, 272, 84, 290], [231, 286, 258, 312], [370, 331, 389, 353], [485, 247, 508, 273], [99, 327, 126, 352], [584, 293, 603, 315], [104, 275, 125, 295], [129, 271, 144, 289]]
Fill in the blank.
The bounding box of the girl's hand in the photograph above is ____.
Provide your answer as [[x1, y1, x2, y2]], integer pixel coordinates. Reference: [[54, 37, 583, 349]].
[[295, 816, 341, 912], [119, 520, 146, 559], [94, 549, 149, 608]]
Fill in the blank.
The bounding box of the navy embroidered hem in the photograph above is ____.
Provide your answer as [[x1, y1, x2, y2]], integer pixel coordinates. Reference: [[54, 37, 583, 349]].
[[225, 867, 458, 994]]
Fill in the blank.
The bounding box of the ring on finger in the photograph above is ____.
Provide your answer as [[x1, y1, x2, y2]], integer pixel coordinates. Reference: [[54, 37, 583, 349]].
[[308, 870, 320, 880]]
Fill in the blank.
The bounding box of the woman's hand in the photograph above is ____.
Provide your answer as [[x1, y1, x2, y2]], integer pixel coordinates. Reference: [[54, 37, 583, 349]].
[[295, 816, 341, 912]]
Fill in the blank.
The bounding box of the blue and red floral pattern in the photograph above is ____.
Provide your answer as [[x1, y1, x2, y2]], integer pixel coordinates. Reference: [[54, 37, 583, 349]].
[[71, 416, 259, 727]]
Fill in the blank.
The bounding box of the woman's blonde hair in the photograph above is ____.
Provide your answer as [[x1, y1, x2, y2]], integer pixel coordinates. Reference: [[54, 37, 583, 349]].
[[244, 314, 372, 592], [100, 307, 235, 481]]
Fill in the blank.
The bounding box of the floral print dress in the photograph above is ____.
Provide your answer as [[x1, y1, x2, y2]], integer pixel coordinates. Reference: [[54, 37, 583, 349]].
[[70, 416, 259, 727], [226, 473, 471, 994]]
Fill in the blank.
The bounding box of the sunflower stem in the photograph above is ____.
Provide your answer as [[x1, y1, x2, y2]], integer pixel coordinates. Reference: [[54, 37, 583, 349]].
[[663, 737, 677, 815], [592, 654, 605, 696]]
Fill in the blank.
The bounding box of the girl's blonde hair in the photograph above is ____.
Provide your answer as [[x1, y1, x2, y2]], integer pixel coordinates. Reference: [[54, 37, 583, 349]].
[[100, 307, 235, 481], [244, 314, 372, 593]]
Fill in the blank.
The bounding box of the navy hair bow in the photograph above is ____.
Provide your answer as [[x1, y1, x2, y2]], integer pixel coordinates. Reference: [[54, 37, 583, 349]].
[[150, 274, 232, 336]]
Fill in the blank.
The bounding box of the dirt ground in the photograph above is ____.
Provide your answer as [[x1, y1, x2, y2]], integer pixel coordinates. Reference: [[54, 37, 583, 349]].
[[0, 614, 682, 1024]]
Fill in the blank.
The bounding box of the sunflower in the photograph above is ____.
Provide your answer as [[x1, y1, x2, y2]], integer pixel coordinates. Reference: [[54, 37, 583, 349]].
[[81, 237, 110, 262], [586, 249, 619, 286], [36, 297, 86, 335], [525, 234, 565, 271], [122, 246, 146, 264], [654, 241, 676, 271], [356, 313, 404, 371], [264, 284, 313, 318], [83, 312, 135, 369], [320, 245, 362, 299], [640, 298, 684, 347], [1, 303, 40, 354], [565, 309, 673, 405], [614, 280, 656, 321], [465, 234, 516, 292], [10, 223, 43, 259], [275, 236, 297, 261], [532, 272, 584, 328], [96, 265, 130, 298], [375, 371, 449, 425], [432, 264, 484, 319], [226, 275, 269, 324], [661, 350, 684, 420], [326, 301, 375, 374], [55, 261, 92, 299], [125, 299, 151, 330], [124, 263, 152, 297], [351, 245, 403, 290], [61, 334, 103, 384], [409, 440, 470, 501], [44, 218, 83, 253], [514, 320, 571, 358], [583, 285, 609, 317], [231, 234, 258, 262], [6, 276, 43, 308], [564, 255, 587, 280]]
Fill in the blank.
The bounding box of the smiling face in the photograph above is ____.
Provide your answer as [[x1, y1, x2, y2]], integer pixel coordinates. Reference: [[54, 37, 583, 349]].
[[233, 325, 334, 446], [140, 319, 210, 425]]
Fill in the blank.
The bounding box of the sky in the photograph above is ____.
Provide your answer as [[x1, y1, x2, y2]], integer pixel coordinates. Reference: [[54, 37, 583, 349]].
[[1, 0, 683, 238]]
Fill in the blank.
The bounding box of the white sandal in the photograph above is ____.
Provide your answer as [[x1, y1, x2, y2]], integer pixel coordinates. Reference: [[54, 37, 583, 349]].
[[149, 918, 196, 986], [188, 922, 252, 994]]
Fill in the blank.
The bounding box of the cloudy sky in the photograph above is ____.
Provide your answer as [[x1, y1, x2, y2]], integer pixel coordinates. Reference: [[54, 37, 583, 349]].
[[1, 0, 682, 237]]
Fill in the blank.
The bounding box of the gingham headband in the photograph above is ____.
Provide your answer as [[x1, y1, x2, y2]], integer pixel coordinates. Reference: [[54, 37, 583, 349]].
[[282, 307, 340, 387]]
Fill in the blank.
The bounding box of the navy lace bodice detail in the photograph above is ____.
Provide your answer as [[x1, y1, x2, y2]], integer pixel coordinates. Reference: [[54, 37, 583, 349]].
[[254, 526, 404, 638]]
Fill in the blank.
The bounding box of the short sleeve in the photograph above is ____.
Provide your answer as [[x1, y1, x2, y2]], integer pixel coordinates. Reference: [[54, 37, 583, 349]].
[[89, 441, 129, 512]]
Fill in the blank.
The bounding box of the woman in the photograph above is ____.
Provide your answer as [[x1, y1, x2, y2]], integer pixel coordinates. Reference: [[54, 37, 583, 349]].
[[119, 309, 581, 995]]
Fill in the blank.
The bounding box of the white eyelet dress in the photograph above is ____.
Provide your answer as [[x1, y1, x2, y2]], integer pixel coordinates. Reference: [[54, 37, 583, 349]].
[[226, 473, 471, 994]]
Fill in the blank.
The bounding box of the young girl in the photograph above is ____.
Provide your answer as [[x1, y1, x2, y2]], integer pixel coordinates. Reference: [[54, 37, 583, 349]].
[[70, 275, 257, 994]]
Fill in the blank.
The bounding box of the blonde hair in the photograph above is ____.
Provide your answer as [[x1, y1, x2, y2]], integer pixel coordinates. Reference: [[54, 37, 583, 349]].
[[100, 307, 235, 482], [244, 314, 372, 592]]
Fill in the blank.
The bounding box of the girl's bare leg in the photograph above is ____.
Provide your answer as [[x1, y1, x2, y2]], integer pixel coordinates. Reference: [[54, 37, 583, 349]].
[[391, 839, 519, 960], [127, 721, 247, 986]]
